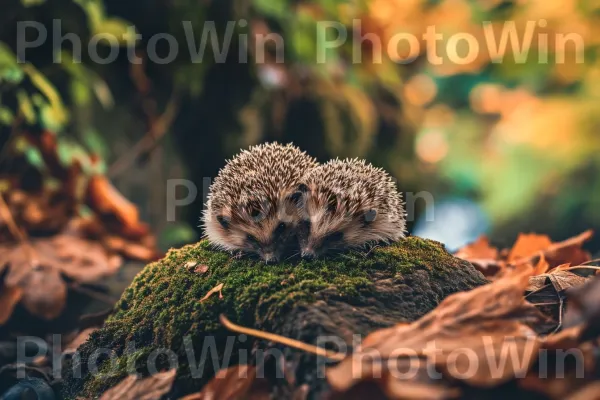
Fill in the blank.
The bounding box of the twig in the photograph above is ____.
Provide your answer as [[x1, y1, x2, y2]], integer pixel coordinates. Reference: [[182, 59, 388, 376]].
[[552, 296, 564, 334], [108, 54, 179, 178], [524, 284, 551, 299], [219, 314, 346, 362], [562, 266, 600, 272], [107, 94, 178, 178]]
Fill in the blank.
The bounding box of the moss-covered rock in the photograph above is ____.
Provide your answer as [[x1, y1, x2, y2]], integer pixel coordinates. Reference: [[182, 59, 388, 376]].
[[60, 237, 487, 399]]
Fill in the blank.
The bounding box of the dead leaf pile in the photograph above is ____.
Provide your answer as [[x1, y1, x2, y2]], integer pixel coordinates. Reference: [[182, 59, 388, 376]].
[[455, 230, 594, 279], [457, 230, 596, 326], [0, 235, 122, 323], [327, 268, 600, 399], [0, 131, 160, 325], [327, 269, 547, 398]]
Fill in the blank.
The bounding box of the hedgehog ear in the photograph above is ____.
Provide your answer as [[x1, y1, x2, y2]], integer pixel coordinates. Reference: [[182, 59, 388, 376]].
[[217, 215, 230, 229], [363, 209, 377, 224]]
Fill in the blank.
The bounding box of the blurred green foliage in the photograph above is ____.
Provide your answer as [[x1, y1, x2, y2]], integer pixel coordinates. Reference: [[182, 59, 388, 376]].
[[1, 0, 600, 247]]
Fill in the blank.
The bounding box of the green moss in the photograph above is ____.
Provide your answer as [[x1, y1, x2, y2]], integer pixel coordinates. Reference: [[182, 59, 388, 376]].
[[61, 237, 487, 399]]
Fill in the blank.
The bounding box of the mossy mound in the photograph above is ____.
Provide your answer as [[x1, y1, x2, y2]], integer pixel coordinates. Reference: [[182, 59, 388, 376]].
[[61, 237, 487, 399]]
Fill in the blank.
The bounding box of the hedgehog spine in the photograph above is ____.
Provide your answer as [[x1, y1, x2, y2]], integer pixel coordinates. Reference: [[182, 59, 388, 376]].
[[203, 142, 319, 262]]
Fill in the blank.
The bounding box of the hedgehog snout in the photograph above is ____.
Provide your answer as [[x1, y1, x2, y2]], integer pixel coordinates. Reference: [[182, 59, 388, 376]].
[[262, 251, 277, 264], [301, 247, 316, 259]]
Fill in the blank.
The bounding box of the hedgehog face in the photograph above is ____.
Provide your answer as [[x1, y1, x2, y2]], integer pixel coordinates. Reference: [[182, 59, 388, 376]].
[[295, 159, 407, 258], [205, 194, 301, 263], [295, 185, 365, 258], [202, 142, 319, 263]]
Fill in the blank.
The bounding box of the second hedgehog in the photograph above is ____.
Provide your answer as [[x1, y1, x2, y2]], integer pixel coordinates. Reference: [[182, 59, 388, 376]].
[[295, 158, 406, 258], [203, 143, 318, 263]]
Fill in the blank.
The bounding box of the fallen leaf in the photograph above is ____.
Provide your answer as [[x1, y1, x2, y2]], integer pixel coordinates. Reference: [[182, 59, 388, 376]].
[[512, 231, 593, 269], [200, 283, 224, 303], [564, 276, 600, 341], [327, 269, 548, 398], [86, 175, 141, 235], [554, 263, 573, 271], [0, 234, 121, 323], [99, 369, 176, 400], [527, 271, 589, 294], [533, 252, 549, 276], [194, 265, 209, 274], [455, 236, 499, 260], [566, 382, 600, 400], [181, 365, 270, 400], [455, 236, 502, 277], [509, 233, 553, 262], [541, 325, 583, 351]]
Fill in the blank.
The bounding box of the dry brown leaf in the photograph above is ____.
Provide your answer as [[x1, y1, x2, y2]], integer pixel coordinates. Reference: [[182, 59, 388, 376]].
[[509, 233, 553, 262], [565, 276, 600, 342], [327, 269, 548, 398], [0, 234, 121, 323], [527, 271, 589, 294], [455, 236, 499, 260], [554, 263, 573, 271], [200, 283, 224, 303], [565, 382, 600, 400], [99, 369, 176, 400], [86, 175, 141, 234], [195, 265, 209, 274], [181, 365, 270, 400], [71, 216, 159, 262], [455, 236, 502, 277], [541, 325, 583, 351], [520, 339, 597, 399], [512, 231, 593, 269], [533, 252, 550, 276]]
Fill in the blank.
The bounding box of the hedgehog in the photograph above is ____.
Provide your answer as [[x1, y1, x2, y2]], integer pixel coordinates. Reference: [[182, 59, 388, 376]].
[[294, 158, 406, 258], [203, 142, 319, 263]]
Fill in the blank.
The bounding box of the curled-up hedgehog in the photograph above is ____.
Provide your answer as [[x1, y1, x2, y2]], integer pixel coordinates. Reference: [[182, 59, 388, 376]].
[[295, 158, 406, 258], [203, 142, 318, 263]]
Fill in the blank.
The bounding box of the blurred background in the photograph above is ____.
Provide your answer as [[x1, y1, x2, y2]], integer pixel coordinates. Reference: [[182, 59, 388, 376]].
[[2, 0, 600, 255]]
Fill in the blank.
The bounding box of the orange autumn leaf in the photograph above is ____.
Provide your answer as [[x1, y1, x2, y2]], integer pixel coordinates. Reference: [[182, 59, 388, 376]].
[[533, 252, 550, 276], [512, 231, 593, 269], [328, 269, 548, 397], [455, 235, 499, 260], [509, 233, 553, 262], [455, 236, 502, 277], [86, 175, 141, 234]]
